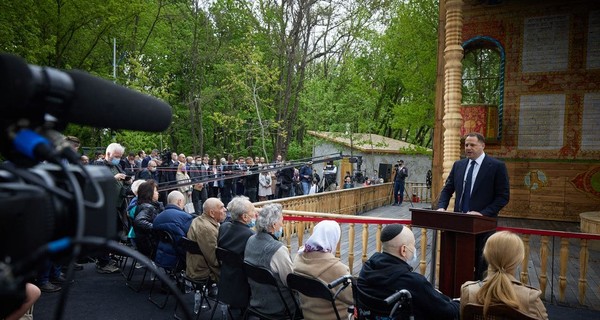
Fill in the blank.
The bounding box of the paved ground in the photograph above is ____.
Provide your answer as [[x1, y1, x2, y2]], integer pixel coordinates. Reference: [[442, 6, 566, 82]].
[[34, 202, 600, 319]]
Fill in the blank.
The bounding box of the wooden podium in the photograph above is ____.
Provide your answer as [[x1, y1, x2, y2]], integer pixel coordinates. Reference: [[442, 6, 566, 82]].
[[410, 208, 497, 297]]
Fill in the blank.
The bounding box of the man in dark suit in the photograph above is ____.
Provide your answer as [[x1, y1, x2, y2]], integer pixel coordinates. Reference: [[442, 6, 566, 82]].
[[437, 132, 510, 279], [216, 196, 256, 316]]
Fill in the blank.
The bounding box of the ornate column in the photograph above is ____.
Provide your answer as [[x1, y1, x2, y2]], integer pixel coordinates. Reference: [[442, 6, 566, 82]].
[[442, 0, 464, 192]]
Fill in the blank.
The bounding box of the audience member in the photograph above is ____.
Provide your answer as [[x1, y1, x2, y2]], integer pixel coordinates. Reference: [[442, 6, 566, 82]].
[[343, 176, 354, 189], [244, 203, 298, 318], [132, 180, 163, 258], [299, 161, 313, 195], [293, 220, 352, 320], [126, 179, 146, 248], [96, 142, 129, 273], [461, 231, 548, 319], [186, 198, 227, 282], [138, 160, 159, 181], [358, 224, 459, 320], [258, 171, 272, 202], [35, 262, 63, 293], [176, 162, 192, 204], [244, 157, 259, 202], [216, 196, 257, 314], [153, 191, 194, 270]]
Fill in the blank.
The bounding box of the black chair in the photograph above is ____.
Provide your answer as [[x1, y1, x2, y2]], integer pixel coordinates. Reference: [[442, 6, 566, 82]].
[[243, 262, 302, 320], [173, 237, 212, 320], [125, 227, 158, 293], [354, 283, 413, 320], [462, 303, 538, 320], [287, 273, 343, 320], [148, 230, 180, 309], [209, 247, 243, 320]]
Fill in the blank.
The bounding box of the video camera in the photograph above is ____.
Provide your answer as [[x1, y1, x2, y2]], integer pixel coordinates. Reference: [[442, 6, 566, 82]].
[[160, 148, 172, 165], [0, 54, 172, 318]]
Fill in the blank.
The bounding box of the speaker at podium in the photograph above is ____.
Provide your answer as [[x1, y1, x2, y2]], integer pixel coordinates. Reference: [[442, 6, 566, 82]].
[[378, 163, 392, 182]]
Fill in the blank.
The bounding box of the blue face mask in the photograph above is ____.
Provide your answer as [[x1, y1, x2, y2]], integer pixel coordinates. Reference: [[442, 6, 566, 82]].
[[247, 218, 256, 228], [274, 226, 283, 239], [111, 158, 121, 165], [407, 247, 418, 267]]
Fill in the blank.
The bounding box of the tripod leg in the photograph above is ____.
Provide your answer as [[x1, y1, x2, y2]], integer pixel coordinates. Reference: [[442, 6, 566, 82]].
[[404, 185, 414, 207]]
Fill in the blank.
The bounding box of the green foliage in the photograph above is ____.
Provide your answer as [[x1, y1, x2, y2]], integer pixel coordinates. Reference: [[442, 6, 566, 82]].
[[2, 0, 440, 159]]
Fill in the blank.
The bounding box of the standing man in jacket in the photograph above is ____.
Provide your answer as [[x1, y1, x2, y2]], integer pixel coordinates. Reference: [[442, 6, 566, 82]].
[[437, 132, 510, 280]]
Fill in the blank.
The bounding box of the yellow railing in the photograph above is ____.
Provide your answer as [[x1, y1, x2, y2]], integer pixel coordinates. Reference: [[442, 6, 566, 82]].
[[255, 181, 430, 214], [276, 210, 600, 310], [496, 226, 600, 307]]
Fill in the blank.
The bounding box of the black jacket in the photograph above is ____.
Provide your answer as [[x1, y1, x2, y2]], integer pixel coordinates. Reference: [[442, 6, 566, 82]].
[[217, 221, 254, 308], [133, 202, 163, 257], [358, 252, 459, 320]]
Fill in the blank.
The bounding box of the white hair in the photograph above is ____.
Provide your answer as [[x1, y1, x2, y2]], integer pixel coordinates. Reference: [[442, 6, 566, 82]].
[[227, 196, 253, 221], [256, 203, 283, 233], [130, 179, 145, 196], [105, 143, 125, 155]]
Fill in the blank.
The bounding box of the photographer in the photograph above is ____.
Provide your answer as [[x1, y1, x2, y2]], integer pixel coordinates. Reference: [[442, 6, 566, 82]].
[[322, 161, 338, 192], [393, 160, 409, 206]]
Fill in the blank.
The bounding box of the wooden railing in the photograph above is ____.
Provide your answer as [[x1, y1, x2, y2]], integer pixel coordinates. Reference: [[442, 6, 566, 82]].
[[497, 226, 600, 306], [255, 181, 430, 214], [279, 210, 600, 310]]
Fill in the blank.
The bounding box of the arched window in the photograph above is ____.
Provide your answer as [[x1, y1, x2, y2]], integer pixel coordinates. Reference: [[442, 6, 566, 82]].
[[461, 36, 505, 142]]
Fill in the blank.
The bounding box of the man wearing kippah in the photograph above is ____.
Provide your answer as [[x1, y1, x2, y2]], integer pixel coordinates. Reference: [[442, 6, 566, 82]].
[[357, 224, 459, 320]]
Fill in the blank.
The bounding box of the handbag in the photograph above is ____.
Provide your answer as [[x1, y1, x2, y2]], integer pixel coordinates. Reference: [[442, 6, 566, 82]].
[[184, 202, 195, 213]]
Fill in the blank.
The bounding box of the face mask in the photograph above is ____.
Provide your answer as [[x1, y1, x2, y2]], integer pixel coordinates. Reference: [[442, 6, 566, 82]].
[[408, 247, 418, 267], [274, 226, 283, 238], [111, 158, 121, 165], [247, 218, 256, 228], [149, 167, 157, 172]]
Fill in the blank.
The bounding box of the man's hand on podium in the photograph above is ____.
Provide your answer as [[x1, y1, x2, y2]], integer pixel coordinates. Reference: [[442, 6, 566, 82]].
[[466, 211, 482, 216], [436, 208, 446, 212]]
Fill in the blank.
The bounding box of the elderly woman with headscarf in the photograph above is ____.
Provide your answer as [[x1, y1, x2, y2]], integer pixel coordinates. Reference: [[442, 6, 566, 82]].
[[293, 220, 353, 320]]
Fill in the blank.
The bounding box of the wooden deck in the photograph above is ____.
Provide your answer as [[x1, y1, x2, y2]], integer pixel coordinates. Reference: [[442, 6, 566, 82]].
[[286, 203, 600, 311]]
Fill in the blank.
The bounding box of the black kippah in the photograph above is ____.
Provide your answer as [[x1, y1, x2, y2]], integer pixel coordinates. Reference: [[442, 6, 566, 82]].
[[381, 224, 403, 242]]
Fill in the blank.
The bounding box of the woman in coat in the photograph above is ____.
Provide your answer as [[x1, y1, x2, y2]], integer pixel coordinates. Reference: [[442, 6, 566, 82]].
[[293, 220, 353, 320], [460, 231, 548, 319], [133, 180, 163, 258]]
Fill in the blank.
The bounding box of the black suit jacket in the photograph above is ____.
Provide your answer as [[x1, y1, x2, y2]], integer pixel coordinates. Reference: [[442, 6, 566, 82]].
[[438, 155, 510, 217], [217, 221, 254, 308]]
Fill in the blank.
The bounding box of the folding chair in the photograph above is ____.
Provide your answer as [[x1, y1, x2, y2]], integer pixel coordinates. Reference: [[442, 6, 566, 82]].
[[243, 262, 302, 320], [126, 226, 157, 293], [287, 273, 342, 320], [462, 303, 538, 320], [173, 237, 212, 320], [209, 247, 243, 320], [148, 230, 180, 309]]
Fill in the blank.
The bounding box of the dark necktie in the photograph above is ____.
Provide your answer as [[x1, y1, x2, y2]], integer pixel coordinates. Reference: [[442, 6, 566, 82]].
[[461, 160, 476, 213]]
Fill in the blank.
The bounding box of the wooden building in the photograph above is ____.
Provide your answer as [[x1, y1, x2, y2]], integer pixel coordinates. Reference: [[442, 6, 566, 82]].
[[308, 130, 432, 186], [433, 0, 600, 221]]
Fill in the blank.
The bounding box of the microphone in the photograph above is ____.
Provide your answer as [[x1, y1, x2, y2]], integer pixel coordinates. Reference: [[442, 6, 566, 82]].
[[458, 178, 467, 213], [0, 53, 172, 132]]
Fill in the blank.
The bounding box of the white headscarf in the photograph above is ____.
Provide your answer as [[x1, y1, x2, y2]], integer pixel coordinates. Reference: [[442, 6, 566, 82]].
[[301, 220, 341, 253]]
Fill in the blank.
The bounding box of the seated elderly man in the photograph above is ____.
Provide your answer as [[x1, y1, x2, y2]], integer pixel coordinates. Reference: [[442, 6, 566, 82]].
[[186, 197, 227, 283], [216, 196, 257, 315], [153, 191, 194, 270], [244, 203, 298, 318], [358, 224, 459, 320]]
